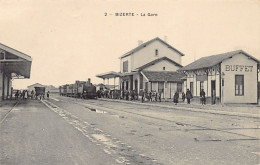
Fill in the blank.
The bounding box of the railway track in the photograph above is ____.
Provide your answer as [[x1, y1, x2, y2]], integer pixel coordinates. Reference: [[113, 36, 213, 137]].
[[0, 101, 19, 126], [54, 97, 260, 141]]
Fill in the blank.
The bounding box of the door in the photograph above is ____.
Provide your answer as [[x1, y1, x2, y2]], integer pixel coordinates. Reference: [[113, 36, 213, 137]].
[[211, 80, 216, 104], [145, 82, 148, 91], [190, 82, 194, 96], [122, 82, 124, 90], [158, 82, 164, 98], [134, 80, 138, 92], [126, 81, 129, 90]]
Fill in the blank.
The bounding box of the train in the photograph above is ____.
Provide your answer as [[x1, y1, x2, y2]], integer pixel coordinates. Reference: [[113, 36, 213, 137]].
[[59, 78, 97, 99]]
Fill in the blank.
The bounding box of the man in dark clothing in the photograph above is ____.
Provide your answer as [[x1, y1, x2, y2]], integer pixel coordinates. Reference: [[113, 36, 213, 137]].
[[47, 91, 50, 99], [186, 89, 192, 104], [125, 90, 129, 101], [15, 90, 19, 100], [173, 91, 179, 105], [158, 91, 161, 102], [200, 89, 206, 105]]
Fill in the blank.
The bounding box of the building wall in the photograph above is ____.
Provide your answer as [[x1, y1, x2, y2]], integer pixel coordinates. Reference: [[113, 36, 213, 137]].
[[185, 53, 258, 104], [0, 71, 12, 99], [128, 40, 182, 72], [142, 60, 181, 71], [221, 54, 258, 103], [0, 72, 2, 99], [120, 55, 131, 73]]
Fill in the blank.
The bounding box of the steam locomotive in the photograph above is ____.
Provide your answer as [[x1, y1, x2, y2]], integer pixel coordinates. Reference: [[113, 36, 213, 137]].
[[59, 78, 97, 99]]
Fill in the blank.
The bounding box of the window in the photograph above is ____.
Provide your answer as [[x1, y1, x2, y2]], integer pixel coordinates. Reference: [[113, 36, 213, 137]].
[[163, 67, 165, 70], [177, 83, 182, 92], [235, 75, 244, 96], [123, 60, 128, 73], [155, 49, 158, 56], [200, 81, 204, 90]]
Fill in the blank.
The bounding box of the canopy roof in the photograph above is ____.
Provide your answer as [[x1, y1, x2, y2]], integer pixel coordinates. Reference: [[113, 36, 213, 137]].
[[96, 71, 122, 79], [0, 43, 32, 78], [141, 71, 185, 82]]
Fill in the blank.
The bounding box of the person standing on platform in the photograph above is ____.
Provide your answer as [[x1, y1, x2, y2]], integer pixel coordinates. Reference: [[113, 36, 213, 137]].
[[200, 89, 206, 105], [186, 89, 192, 104], [182, 92, 186, 102], [24, 90, 28, 99], [173, 91, 179, 105], [158, 91, 161, 102], [47, 91, 50, 99]]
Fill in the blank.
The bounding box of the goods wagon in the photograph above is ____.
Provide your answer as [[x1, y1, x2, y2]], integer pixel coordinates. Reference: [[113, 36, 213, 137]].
[[59, 85, 68, 96]]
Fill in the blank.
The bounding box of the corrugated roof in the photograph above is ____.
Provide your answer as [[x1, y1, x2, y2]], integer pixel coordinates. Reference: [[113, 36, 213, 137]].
[[135, 56, 182, 71], [0, 43, 32, 78], [120, 37, 185, 59], [0, 43, 32, 61], [27, 83, 45, 88], [179, 50, 260, 71], [96, 71, 122, 78], [142, 71, 185, 82]]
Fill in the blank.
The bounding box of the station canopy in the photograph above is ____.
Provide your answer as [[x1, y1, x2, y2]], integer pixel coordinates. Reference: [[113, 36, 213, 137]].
[[96, 71, 122, 79], [0, 43, 32, 78]]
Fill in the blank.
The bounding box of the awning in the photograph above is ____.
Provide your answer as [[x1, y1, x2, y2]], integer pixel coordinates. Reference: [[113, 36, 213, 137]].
[[141, 71, 185, 82], [0, 43, 32, 78], [96, 71, 122, 79]]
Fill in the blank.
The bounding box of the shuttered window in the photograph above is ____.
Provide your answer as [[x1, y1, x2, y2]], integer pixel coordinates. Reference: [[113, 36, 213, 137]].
[[235, 75, 244, 96], [123, 60, 128, 73]]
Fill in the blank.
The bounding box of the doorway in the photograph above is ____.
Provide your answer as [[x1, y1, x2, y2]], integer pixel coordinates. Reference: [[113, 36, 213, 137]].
[[211, 80, 216, 104], [135, 79, 138, 92], [190, 82, 194, 96]]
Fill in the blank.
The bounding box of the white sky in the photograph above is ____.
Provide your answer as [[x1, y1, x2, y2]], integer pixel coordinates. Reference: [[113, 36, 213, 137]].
[[0, 0, 259, 89]]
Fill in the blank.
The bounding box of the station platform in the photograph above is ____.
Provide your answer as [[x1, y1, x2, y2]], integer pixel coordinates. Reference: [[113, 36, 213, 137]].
[[98, 98, 260, 118]]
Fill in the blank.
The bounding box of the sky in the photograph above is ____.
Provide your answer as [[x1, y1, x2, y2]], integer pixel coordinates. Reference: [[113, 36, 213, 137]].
[[0, 0, 259, 89]]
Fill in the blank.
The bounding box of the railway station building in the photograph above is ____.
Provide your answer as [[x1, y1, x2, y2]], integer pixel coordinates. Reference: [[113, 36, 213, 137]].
[[0, 43, 32, 100], [179, 50, 260, 104], [96, 37, 185, 99]]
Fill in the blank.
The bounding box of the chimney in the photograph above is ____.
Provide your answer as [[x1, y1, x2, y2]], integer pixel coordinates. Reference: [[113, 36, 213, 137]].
[[138, 40, 143, 46], [164, 36, 168, 43]]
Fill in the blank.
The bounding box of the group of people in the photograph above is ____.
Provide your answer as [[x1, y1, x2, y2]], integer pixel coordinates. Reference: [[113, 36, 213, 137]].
[[97, 88, 163, 102], [97, 89, 139, 100], [14, 90, 31, 100], [97, 88, 207, 105], [140, 90, 162, 103], [14, 90, 50, 100], [173, 89, 193, 105], [173, 89, 206, 105]]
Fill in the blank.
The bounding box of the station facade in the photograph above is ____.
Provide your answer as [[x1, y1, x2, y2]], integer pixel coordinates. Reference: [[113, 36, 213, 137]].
[[97, 38, 259, 103], [0, 43, 32, 100], [179, 50, 259, 104], [97, 37, 185, 99]]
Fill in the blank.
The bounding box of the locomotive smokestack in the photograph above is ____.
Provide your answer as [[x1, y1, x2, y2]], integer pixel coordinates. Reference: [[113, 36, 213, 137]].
[[88, 78, 91, 84]]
